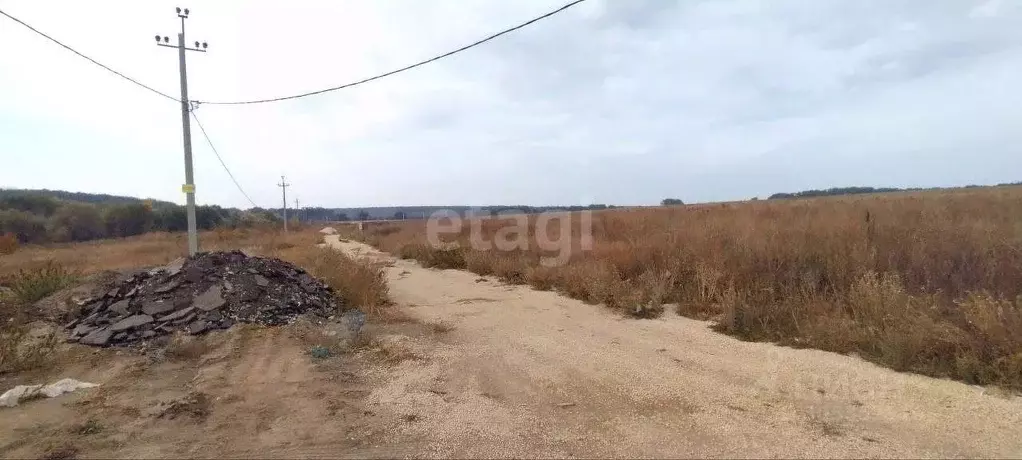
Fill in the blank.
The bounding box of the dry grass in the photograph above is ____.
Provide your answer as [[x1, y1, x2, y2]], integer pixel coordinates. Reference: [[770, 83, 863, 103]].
[[274, 245, 390, 317], [0, 326, 59, 375], [358, 186, 1022, 390], [0, 226, 304, 280], [0, 232, 17, 255]]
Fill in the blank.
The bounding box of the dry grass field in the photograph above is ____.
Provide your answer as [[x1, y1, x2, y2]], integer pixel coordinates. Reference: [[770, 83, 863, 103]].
[[358, 186, 1022, 390], [3, 198, 1022, 457], [0, 225, 388, 315]]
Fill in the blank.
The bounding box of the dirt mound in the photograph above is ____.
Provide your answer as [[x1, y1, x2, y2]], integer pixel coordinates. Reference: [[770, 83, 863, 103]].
[[65, 251, 339, 347]]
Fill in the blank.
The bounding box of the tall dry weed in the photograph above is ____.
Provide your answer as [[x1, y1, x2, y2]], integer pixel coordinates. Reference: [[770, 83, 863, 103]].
[[361, 187, 1022, 389], [281, 247, 390, 317]]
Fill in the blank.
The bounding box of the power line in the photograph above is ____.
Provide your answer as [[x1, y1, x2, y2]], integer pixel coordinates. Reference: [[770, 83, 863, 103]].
[[197, 0, 588, 106], [191, 109, 259, 209], [0, 8, 179, 103]]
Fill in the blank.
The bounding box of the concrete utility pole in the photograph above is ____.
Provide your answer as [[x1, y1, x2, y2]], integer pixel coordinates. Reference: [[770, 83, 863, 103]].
[[156, 7, 208, 256], [278, 176, 291, 232], [294, 198, 301, 223]]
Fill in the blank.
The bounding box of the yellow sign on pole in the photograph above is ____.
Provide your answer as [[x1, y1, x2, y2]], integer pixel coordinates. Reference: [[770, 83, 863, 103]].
[[181, 184, 195, 194]]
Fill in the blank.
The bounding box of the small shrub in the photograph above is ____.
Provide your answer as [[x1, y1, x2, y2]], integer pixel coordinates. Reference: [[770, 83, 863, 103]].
[[526, 265, 557, 291], [9, 261, 78, 305], [398, 243, 430, 261], [424, 247, 467, 270], [490, 254, 529, 285], [0, 326, 59, 374], [309, 345, 332, 359], [69, 419, 103, 436]]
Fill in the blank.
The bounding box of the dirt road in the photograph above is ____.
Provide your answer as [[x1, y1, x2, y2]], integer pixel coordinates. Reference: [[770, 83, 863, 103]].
[[327, 236, 1022, 458]]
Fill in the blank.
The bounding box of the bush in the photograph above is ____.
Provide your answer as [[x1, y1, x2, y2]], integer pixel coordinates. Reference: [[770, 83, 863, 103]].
[[8, 262, 79, 305], [0, 325, 59, 374], [425, 247, 467, 269]]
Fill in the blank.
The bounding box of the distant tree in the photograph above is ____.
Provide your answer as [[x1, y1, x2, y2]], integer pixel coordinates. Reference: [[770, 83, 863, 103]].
[[103, 203, 153, 237], [195, 205, 227, 230], [227, 209, 279, 228], [0, 193, 60, 216], [661, 198, 685, 206], [357, 210, 370, 221], [0, 209, 48, 243], [48, 203, 105, 242], [153, 206, 188, 232], [769, 186, 904, 200], [335, 212, 349, 222], [258, 209, 282, 224], [393, 211, 407, 220]]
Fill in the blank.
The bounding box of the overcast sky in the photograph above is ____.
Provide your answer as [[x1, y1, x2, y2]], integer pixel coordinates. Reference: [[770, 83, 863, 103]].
[[1, 0, 1020, 208]]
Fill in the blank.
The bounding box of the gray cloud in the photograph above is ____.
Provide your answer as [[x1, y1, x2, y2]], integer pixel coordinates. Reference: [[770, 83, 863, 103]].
[[2, 0, 1020, 207]]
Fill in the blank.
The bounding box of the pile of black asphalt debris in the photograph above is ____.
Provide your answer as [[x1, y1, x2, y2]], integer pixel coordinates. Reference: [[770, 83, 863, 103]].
[[65, 250, 339, 347]]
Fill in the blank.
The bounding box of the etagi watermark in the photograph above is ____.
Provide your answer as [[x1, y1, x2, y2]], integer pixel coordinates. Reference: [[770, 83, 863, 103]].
[[425, 210, 594, 267]]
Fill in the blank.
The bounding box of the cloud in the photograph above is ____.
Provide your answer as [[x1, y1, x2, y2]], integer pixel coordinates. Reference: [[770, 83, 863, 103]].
[[1, 0, 1021, 207], [970, 0, 1003, 19]]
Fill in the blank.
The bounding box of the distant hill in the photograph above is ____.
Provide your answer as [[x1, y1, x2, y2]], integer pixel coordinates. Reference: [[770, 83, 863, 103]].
[[0, 188, 177, 207]]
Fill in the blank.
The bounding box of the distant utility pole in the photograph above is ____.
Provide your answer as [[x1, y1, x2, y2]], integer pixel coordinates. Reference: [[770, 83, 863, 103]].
[[278, 176, 291, 232], [156, 7, 208, 257], [294, 198, 301, 223]]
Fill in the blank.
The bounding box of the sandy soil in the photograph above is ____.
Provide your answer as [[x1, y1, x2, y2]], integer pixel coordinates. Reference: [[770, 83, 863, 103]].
[[0, 319, 430, 459], [325, 236, 1022, 458], [3, 236, 1021, 458]]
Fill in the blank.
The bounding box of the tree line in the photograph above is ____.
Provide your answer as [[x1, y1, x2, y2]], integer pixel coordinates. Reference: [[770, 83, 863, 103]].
[[0, 191, 279, 244], [768, 183, 1022, 200]]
